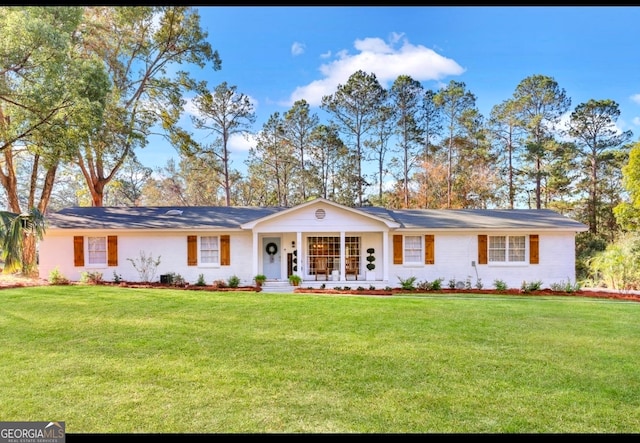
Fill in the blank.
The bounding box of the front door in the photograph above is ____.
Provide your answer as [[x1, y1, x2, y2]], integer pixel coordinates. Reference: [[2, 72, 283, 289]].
[[262, 237, 281, 280]]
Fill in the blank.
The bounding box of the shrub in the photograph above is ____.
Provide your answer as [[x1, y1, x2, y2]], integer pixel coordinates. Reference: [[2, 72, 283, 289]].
[[521, 280, 543, 293], [448, 278, 456, 289], [416, 280, 430, 291], [165, 272, 185, 286], [475, 278, 483, 290], [397, 276, 417, 290], [212, 279, 227, 289], [228, 275, 240, 288], [81, 271, 103, 284], [48, 267, 69, 285], [493, 279, 508, 291], [366, 248, 376, 271], [112, 271, 123, 283], [196, 274, 206, 286], [127, 251, 161, 283], [464, 276, 472, 290], [550, 279, 582, 293], [417, 278, 443, 291]]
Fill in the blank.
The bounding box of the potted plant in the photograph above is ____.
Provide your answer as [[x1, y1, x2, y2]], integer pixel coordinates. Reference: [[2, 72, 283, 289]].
[[366, 248, 376, 280], [254, 274, 267, 288], [288, 274, 302, 286]]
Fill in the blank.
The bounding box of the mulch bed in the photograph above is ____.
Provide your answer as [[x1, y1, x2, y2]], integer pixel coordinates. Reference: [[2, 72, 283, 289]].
[[295, 287, 640, 302], [2, 276, 639, 302]]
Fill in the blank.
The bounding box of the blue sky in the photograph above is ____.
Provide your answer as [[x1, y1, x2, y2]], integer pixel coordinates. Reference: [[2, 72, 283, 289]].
[[140, 6, 640, 174]]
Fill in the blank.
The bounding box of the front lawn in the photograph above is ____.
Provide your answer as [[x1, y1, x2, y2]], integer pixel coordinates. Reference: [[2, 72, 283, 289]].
[[1, 286, 639, 433]]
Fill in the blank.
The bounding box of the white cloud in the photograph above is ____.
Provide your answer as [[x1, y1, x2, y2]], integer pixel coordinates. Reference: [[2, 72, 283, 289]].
[[291, 41, 305, 56], [287, 34, 465, 107], [631, 94, 640, 105], [229, 132, 256, 152]]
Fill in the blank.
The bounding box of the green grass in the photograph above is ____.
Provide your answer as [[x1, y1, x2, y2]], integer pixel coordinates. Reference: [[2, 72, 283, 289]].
[[1, 286, 639, 433]]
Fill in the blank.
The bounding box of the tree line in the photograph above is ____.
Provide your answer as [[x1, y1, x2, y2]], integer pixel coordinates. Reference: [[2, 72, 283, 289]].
[[1, 6, 640, 287]]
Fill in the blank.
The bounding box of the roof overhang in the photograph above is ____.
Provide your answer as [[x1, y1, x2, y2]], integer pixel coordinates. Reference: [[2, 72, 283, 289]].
[[240, 197, 401, 229]]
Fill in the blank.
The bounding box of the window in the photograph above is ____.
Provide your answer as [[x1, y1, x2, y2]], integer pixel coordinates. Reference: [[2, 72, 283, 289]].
[[307, 236, 360, 275], [488, 235, 526, 263], [200, 236, 219, 264], [87, 236, 107, 265], [308, 236, 340, 274], [404, 235, 422, 263]]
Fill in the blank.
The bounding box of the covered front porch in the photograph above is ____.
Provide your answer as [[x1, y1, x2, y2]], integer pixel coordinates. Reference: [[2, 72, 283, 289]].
[[251, 230, 390, 285], [241, 199, 400, 287]]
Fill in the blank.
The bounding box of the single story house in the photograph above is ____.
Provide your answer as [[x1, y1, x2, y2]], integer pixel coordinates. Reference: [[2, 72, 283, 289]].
[[38, 198, 589, 289]]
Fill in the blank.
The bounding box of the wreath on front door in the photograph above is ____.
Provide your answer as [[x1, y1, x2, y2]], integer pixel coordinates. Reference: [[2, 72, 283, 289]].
[[266, 242, 278, 262]]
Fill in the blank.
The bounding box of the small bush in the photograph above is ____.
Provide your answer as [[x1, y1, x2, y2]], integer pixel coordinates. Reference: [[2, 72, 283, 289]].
[[227, 275, 240, 288], [493, 279, 508, 291], [416, 280, 430, 291], [521, 280, 543, 293], [397, 276, 417, 290], [49, 267, 69, 285], [464, 276, 472, 290], [127, 251, 161, 283], [475, 278, 483, 290], [550, 279, 582, 293], [196, 274, 206, 286], [81, 271, 103, 284], [448, 278, 456, 289], [170, 273, 185, 286], [112, 271, 123, 283], [212, 279, 227, 289]]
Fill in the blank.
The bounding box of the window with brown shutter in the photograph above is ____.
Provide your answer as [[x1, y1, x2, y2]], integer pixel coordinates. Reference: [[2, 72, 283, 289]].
[[393, 234, 403, 264], [424, 234, 435, 264], [478, 235, 488, 265], [73, 236, 84, 267], [187, 235, 197, 266], [220, 235, 230, 266], [107, 236, 118, 266], [529, 234, 539, 264]]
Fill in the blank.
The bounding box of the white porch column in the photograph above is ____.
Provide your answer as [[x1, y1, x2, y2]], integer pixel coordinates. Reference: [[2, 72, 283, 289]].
[[296, 231, 302, 275], [252, 230, 259, 277], [340, 231, 346, 280], [382, 230, 389, 282]]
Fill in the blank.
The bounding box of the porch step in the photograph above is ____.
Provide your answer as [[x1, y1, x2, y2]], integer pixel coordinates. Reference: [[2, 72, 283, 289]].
[[260, 280, 294, 293]]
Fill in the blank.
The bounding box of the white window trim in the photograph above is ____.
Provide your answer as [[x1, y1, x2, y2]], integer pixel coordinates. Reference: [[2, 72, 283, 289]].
[[87, 236, 108, 268], [404, 235, 423, 265], [487, 234, 528, 267], [199, 235, 220, 268]]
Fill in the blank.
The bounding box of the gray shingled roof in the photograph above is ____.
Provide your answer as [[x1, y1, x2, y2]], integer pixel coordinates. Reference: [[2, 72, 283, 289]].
[[45, 206, 283, 230], [45, 204, 588, 231], [369, 208, 589, 230]]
